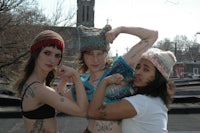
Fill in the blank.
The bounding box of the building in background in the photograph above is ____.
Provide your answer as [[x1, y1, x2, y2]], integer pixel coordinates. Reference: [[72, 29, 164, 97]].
[[77, 0, 95, 27]]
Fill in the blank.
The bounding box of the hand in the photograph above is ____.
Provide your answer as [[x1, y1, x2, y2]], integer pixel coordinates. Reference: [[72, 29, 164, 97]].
[[105, 27, 121, 44], [103, 73, 124, 85], [58, 65, 77, 83]]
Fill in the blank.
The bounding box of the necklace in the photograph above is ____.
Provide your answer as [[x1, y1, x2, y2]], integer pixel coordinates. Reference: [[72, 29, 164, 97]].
[[90, 78, 100, 82], [89, 78, 100, 87]]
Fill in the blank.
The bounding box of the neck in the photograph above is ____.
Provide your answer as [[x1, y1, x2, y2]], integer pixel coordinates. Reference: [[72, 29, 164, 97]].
[[31, 67, 48, 83], [90, 70, 104, 81]]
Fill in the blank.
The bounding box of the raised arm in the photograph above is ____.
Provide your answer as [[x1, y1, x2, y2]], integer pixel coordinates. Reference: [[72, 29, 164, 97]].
[[106, 26, 158, 68], [55, 65, 89, 117]]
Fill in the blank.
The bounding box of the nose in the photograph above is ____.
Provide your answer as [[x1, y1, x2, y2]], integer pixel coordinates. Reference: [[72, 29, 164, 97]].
[[49, 55, 57, 64], [135, 68, 142, 75], [93, 54, 99, 62]]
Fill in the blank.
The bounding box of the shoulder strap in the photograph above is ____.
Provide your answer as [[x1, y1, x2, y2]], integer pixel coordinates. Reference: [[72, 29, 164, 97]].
[[21, 81, 41, 110]]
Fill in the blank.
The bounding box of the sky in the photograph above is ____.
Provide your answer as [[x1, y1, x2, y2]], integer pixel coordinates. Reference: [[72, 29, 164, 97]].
[[38, 0, 200, 56]]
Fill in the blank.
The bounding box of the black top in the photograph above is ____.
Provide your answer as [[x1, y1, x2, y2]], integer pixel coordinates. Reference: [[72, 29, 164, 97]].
[[21, 81, 56, 119]]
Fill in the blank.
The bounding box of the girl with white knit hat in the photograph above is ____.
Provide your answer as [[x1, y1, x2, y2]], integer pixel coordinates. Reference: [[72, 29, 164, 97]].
[[88, 46, 177, 133]]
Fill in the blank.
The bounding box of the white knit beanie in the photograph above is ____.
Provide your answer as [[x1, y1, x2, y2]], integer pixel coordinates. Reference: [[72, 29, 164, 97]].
[[141, 48, 177, 80]]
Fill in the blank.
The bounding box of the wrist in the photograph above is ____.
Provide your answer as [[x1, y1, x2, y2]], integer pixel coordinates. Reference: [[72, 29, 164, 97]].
[[72, 71, 80, 81], [56, 80, 67, 92], [101, 79, 109, 87]]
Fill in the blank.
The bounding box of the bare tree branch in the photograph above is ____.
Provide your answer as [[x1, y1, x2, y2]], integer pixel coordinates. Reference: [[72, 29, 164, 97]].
[[50, 0, 76, 26], [0, 0, 25, 13], [0, 51, 28, 69]]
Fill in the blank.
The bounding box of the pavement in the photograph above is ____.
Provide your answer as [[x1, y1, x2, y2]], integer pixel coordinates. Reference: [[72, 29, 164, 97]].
[[0, 78, 200, 133], [0, 114, 200, 133]]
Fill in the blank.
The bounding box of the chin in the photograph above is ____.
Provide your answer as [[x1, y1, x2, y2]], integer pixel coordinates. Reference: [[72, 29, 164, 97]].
[[134, 82, 144, 88], [134, 81, 140, 87]]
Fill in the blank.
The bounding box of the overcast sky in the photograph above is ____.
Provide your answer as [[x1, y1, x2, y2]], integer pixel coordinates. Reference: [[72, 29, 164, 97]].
[[39, 0, 200, 56]]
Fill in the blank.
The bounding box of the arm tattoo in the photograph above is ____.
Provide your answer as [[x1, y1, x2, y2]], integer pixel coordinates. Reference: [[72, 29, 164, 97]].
[[24, 87, 35, 98], [26, 87, 35, 98], [60, 97, 65, 103], [30, 120, 46, 133], [99, 104, 106, 118]]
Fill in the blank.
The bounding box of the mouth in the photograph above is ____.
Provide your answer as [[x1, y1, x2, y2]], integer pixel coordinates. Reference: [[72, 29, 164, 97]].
[[91, 64, 101, 69], [46, 64, 53, 68], [133, 76, 143, 86], [134, 76, 140, 82]]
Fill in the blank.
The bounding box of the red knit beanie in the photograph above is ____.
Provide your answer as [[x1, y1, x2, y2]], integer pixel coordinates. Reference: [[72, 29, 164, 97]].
[[30, 30, 65, 53]]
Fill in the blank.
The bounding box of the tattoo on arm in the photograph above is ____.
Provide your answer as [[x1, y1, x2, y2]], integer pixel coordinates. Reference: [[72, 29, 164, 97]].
[[60, 97, 65, 103], [99, 104, 106, 118], [25, 87, 35, 98], [30, 120, 46, 133]]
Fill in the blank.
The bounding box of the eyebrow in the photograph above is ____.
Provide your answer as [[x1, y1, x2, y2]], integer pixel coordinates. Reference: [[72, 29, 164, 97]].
[[144, 64, 151, 69]]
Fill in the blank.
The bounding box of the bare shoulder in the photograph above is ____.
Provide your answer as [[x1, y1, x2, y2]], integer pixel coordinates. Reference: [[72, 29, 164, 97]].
[[24, 82, 54, 98]]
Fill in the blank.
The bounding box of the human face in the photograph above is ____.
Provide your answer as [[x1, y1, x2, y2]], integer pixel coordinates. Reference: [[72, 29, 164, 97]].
[[134, 58, 156, 87], [83, 50, 107, 73], [36, 46, 62, 73]]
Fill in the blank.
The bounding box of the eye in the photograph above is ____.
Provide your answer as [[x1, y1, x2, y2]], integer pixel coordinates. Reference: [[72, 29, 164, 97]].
[[144, 68, 149, 72], [85, 52, 93, 57], [135, 64, 140, 70], [86, 52, 93, 56], [44, 51, 51, 56], [55, 54, 62, 59], [97, 52, 104, 56]]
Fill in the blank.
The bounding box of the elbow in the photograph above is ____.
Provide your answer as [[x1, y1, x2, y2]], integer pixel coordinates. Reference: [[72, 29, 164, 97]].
[[79, 110, 88, 117], [70, 103, 89, 117], [78, 105, 89, 117], [147, 30, 158, 46], [153, 30, 159, 43], [87, 108, 99, 120], [87, 108, 95, 119], [73, 108, 88, 117], [155, 31, 159, 39]]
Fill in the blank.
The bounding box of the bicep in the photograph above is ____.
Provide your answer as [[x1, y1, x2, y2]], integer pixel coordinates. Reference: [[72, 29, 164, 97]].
[[36, 87, 80, 115]]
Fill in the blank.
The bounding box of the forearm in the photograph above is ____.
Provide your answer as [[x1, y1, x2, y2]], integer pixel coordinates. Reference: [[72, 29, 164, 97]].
[[119, 26, 158, 43], [88, 79, 107, 118], [73, 73, 89, 116]]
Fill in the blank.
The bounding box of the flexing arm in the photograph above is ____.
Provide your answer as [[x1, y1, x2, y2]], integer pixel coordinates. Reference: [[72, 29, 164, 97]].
[[59, 65, 88, 117], [42, 65, 88, 117], [106, 26, 158, 68], [88, 74, 137, 120]]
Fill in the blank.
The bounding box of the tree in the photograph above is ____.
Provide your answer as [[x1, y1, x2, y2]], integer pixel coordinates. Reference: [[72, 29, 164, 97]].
[[0, 0, 77, 88], [155, 38, 174, 51], [49, 0, 76, 27], [155, 35, 200, 62], [0, 0, 49, 87], [0, 0, 25, 13], [173, 35, 191, 51]]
